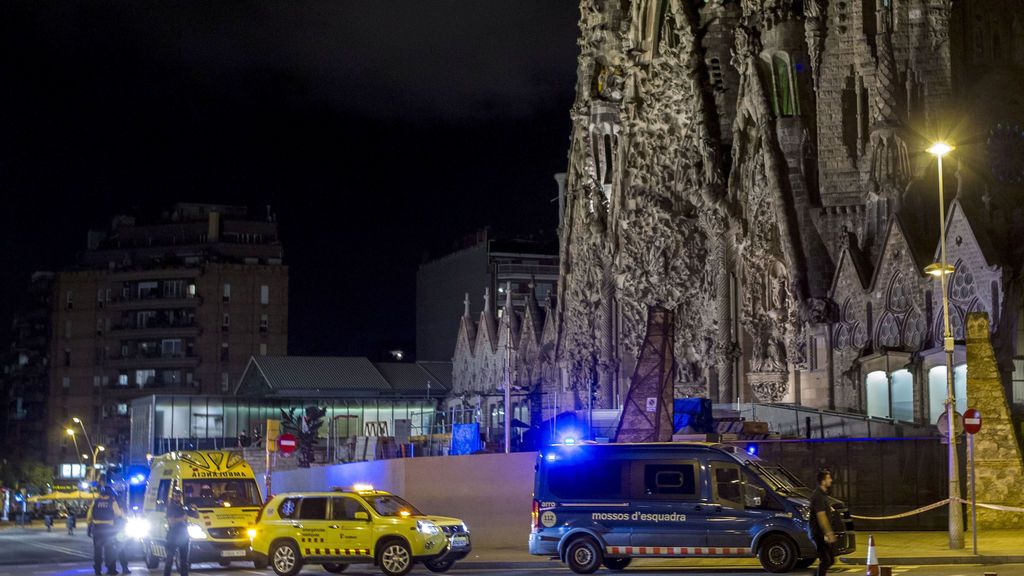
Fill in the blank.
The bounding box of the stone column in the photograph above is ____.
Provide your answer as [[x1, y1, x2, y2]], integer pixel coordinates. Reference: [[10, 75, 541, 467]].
[[965, 312, 1024, 529]]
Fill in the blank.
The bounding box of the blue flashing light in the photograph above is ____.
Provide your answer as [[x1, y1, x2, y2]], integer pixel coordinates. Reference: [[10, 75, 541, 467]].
[[545, 453, 558, 462], [746, 444, 758, 456], [563, 437, 576, 445], [79, 481, 90, 490], [13, 495, 22, 502], [129, 474, 146, 486]]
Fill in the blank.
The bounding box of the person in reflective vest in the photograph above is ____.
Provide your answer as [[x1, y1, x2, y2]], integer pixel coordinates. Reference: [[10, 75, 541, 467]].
[[87, 484, 125, 576]]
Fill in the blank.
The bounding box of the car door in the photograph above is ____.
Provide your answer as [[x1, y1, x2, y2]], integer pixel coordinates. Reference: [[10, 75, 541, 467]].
[[627, 460, 709, 550], [705, 463, 778, 552], [331, 496, 373, 557], [295, 497, 332, 558]]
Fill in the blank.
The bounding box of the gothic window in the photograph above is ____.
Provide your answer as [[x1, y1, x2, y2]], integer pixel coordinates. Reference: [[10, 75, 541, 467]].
[[841, 75, 859, 158], [936, 308, 966, 342], [949, 262, 977, 303], [903, 307, 926, 349], [834, 325, 849, 350], [878, 314, 900, 348], [853, 322, 868, 348], [765, 53, 799, 117], [887, 273, 911, 314], [603, 133, 614, 185]]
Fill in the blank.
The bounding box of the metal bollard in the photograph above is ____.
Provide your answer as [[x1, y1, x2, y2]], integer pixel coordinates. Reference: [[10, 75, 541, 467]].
[[880, 567, 893, 576]]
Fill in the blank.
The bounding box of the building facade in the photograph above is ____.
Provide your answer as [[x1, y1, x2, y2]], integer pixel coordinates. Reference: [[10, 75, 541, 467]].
[[47, 204, 288, 474], [453, 0, 1024, 437], [416, 228, 558, 361]]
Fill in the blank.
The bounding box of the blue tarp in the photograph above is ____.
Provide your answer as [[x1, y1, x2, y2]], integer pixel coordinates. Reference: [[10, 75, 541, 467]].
[[673, 398, 714, 434], [450, 423, 482, 455]]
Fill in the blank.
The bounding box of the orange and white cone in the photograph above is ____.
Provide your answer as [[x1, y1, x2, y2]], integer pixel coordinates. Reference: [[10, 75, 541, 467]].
[[865, 534, 879, 576]]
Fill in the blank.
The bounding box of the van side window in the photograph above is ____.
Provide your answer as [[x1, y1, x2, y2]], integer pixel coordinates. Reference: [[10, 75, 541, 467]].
[[712, 463, 744, 509], [298, 497, 328, 520], [642, 463, 698, 498], [156, 480, 171, 512], [547, 459, 626, 499]]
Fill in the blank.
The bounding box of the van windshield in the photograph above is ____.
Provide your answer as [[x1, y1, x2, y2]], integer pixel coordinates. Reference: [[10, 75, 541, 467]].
[[746, 461, 802, 495], [182, 479, 261, 508], [363, 494, 423, 517]]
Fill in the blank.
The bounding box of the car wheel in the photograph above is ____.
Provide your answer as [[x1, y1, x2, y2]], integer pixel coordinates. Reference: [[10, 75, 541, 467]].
[[378, 539, 414, 576], [271, 541, 303, 576], [144, 543, 160, 569], [423, 558, 454, 573], [324, 563, 348, 573], [565, 537, 603, 574], [794, 558, 815, 570], [602, 557, 632, 571], [758, 534, 798, 573]]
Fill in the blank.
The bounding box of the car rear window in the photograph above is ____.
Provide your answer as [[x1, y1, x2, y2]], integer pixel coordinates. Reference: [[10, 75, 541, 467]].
[[546, 459, 626, 500]]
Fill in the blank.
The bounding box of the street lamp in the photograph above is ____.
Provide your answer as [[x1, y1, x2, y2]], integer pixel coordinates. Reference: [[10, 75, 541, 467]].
[[91, 446, 106, 483], [71, 417, 95, 455], [66, 428, 82, 465], [927, 140, 964, 550]]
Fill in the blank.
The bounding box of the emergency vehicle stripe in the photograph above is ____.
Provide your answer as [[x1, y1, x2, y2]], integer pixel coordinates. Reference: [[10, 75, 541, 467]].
[[606, 546, 752, 556]]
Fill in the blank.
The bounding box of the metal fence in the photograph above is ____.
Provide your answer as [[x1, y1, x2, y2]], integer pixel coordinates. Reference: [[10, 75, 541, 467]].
[[748, 437, 959, 530]]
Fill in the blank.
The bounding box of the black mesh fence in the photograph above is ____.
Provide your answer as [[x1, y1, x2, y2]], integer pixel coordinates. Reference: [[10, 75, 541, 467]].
[[741, 438, 964, 530]]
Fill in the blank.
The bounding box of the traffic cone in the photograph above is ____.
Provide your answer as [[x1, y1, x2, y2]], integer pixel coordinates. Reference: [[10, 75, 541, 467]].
[[865, 534, 879, 576]]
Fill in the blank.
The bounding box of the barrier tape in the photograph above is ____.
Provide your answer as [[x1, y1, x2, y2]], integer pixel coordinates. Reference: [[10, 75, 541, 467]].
[[850, 498, 1024, 520]]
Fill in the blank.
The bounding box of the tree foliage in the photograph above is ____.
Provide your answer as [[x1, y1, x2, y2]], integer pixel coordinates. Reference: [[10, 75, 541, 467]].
[[280, 406, 327, 468]]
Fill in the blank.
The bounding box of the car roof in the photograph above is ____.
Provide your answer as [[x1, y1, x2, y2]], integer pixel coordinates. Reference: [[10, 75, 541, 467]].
[[272, 490, 394, 498]]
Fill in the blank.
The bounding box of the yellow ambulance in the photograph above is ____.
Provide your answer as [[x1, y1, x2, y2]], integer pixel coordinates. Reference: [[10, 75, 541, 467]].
[[139, 450, 263, 569]]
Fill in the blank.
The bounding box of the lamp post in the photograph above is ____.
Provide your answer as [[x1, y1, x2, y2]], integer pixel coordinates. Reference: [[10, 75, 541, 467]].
[[926, 141, 964, 550], [90, 446, 106, 483], [66, 428, 81, 467], [71, 417, 95, 456]]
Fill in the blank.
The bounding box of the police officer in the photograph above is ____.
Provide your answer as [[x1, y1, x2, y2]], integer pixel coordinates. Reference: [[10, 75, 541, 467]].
[[164, 488, 190, 576], [87, 480, 124, 576]]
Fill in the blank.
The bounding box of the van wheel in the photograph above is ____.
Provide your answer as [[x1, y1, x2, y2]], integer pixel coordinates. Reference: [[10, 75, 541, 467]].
[[144, 543, 160, 569], [324, 563, 348, 573], [271, 541, 303, 576], [794, 558, 815, 570], [378, 539, 413, 576], [565, 537, 603, 574], [758, 534, 798, 573], [602, 557, 631, 571]]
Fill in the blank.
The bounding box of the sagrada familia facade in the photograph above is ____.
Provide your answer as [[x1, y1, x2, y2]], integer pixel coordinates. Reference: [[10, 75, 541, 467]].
[[452, 0, 1024, 432]]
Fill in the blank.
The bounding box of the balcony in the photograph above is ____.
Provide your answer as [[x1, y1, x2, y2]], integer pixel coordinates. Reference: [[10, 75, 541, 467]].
[[110, 320, 200, 339], [107, 354, 201, 370], [107, 294, 202, 310]]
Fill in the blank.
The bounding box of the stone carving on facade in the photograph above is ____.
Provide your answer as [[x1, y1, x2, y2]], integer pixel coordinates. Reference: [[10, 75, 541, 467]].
[[928, 0, 953, 49]]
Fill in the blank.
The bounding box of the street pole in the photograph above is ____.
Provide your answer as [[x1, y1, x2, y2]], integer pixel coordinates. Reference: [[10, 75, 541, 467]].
[[933, 144, 965, 549], [74, 418, 95, 457], [969, 432, 977, 555], [504, 319, 512, 455]]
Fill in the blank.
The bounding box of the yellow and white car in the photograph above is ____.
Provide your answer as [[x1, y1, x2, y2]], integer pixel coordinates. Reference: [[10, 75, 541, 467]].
[[250, 485, 471, 576]]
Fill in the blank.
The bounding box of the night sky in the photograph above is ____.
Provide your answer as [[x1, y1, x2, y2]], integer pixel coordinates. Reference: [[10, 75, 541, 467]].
[[1, 1, 580, 357]]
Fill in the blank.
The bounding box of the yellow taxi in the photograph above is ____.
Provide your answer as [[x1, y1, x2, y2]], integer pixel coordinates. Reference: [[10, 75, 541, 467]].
[[250, 484, 471, 576]]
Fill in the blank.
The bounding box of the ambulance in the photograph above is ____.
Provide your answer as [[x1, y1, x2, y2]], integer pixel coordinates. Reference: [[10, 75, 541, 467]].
[[139, 450, 263, 569]]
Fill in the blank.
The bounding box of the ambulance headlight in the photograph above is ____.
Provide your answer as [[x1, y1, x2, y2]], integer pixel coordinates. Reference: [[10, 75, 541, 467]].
[[187, 523, 207, 539], [124, 518, 150, 539], [459, 522, 469, 533], [416, 520, 440, 536]]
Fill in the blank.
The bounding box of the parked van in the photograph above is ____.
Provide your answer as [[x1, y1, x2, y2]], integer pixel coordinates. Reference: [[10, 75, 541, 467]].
[[140, 451, 263, 569], [528, 442, 855, 573]]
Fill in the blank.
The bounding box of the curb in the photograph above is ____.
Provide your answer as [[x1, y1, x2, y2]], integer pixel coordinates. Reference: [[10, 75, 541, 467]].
[[841, 555, 1024, 566], [453, 561, 560, 570]]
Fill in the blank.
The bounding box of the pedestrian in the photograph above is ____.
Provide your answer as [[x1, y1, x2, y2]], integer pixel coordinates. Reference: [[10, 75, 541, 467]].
[[810, 470, 836, 576], [44, 512, 53, 532], [87, 482, 124, 576], [113, 491, 131, 575], [67, 510, 77, 536], [163, 488, 190, 576]]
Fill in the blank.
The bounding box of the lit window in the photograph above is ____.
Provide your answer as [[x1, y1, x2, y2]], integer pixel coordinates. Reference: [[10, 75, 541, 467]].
[[928, 365, 967, 423], [223, 283, 231, 303], [260, 285, 269, 305], [62, 376, 70, 389], [866, 371, 889, 418], [221, 372, 230, 392], [259, 343, 267, 356]]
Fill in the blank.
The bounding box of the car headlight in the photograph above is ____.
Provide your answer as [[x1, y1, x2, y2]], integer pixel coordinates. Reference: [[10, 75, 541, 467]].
[[187, 523, 207, 539], [416, 520, 440, 535], [460, 522, 469, 533], [124, 518, 150, 539]]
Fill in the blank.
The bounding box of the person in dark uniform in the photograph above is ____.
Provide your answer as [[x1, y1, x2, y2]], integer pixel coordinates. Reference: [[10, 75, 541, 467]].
[[164, 488, 190, 576], [114, 489, 131, 574], [810, 470, 836, 576], [87, 482, 124, 576]]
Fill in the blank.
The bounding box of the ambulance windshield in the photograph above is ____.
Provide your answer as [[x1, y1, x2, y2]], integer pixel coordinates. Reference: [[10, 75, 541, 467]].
[[182, 479, 261, 508]]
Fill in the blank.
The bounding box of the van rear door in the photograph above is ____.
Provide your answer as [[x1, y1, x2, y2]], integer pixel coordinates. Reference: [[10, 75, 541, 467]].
[[627, 460, 708, 549]]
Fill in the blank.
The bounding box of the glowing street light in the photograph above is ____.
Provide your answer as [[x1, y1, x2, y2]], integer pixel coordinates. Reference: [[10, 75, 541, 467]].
[[927, 140, 964, 550]]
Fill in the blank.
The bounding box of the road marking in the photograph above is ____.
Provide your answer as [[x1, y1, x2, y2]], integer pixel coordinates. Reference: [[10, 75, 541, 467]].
[[20, 540, 91, 559]]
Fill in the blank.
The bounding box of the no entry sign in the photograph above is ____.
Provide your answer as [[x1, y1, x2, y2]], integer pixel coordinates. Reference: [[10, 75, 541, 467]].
[[964, 408, 982, 435], [278, 433, 298, 454]]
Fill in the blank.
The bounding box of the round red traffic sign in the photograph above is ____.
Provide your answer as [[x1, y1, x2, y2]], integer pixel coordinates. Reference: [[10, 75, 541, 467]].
[[964, 408, 982, 435], [278, 433, 298, 454]]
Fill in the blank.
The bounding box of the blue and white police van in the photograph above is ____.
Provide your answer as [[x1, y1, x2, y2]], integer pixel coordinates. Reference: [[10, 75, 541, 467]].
[[528, 441, 855, 573]]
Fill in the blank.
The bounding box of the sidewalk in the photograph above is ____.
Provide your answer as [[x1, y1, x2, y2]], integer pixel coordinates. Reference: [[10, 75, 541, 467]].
[[839, 531, 1024, 565], [458, 531, 1024, 568]]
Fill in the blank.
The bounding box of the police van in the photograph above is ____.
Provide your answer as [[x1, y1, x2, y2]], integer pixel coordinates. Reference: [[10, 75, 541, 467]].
[[139, 451, 263, 569], [528, 442, 855, 573]]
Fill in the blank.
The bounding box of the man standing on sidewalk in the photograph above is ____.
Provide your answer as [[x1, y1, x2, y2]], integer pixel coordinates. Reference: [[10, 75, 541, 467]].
[[810, 470, 836, 576]]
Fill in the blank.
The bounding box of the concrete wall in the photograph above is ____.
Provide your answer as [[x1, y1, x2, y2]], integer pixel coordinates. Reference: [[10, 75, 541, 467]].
[[273, 452, 537, 549]]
